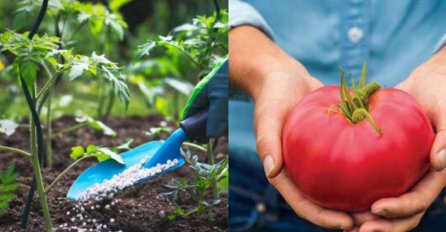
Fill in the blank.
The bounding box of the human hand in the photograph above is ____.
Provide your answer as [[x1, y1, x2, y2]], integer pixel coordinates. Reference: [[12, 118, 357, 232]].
[[347, 47, 446, 232], [229, 26, 354, 230], [183, 57, 228, 142], [347, 168, 446, 232], [253, 69, 359, 230]]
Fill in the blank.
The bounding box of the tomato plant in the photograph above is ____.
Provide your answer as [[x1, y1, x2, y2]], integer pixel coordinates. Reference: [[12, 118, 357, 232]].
[[132, 9, 228, 121], [0, 164, 19, 217], [163, 147, 228, 221], [0, 0, 228, 230], [0, 0, 130, 229], [282, 64, 434, 211]]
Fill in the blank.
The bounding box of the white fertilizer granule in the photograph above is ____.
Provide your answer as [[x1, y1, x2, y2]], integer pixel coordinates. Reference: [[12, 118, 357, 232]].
[[78, 159, 179, 201], [56, 159, 178, 231]]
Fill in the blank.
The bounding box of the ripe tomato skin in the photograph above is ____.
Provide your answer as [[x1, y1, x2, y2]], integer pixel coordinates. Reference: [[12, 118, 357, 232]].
[[282, 86, 434, 212]]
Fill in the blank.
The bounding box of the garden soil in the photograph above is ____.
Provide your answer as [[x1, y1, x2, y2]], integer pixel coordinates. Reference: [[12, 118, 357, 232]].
[[0, 115, 228, 231]]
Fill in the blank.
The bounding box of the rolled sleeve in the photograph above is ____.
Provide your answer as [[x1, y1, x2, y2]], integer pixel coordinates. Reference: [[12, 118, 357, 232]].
[[229, 0, 274, 39], [434, 33, 446, 53]]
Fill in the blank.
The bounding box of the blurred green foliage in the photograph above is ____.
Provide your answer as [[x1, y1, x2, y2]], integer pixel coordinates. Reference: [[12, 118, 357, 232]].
[[0, 164, 18, 218], [0, 0, 227, 120]]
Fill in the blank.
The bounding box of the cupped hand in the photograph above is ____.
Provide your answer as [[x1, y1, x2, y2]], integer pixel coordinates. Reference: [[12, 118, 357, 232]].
[[348, 48, 446, 232], [252, 70, 355, 230], [348, 168, 446, 232], [229, 25, 354, 230]]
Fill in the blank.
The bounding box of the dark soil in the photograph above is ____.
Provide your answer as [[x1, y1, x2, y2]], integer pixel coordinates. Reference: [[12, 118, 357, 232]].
[[0, 115, 228, 231]]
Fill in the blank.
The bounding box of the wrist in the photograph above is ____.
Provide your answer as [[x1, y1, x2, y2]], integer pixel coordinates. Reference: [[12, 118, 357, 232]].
[[251, 69, 312, 102], [229, 26, 316, 100], [412, 46, 446, 77]]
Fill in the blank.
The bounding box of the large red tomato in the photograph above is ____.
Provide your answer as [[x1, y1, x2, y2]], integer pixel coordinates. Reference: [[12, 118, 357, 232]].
[[282, 70, 434, 212]]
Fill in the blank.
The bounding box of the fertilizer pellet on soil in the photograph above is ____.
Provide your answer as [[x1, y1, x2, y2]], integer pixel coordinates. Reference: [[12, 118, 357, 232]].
[[78, 158, 179, 201], [56, 159, 178, 231]]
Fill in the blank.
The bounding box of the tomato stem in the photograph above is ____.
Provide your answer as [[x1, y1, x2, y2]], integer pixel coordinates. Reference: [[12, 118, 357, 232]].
[[352, 108, 382, 133], [331, 63, 382, 134]]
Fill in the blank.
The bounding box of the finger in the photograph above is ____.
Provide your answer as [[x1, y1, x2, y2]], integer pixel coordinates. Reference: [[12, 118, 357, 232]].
[[254, 98, 288, 178], [344, 228, 360, 232], [430, 129, 446, 170], [359, 212, 424, 232], [351, 211, 380, 226], [253, 73, 314, 178], [269, 169, 354, 230], [371, 169, 446, 218]]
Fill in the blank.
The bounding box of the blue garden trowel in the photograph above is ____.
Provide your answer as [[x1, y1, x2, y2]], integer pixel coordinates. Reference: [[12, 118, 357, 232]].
[[67, 109, 208, 201]]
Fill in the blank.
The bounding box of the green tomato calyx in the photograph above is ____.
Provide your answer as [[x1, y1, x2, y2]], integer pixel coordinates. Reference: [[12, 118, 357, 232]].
[[329, 62, 382, 134]]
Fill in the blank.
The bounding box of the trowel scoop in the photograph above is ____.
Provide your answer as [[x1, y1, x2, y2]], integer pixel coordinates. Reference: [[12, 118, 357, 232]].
[[67, 109, 208, 201]]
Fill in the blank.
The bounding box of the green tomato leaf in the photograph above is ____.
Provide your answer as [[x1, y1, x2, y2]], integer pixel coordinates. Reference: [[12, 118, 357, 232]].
[[0, 193, 16, 201], [102, 67, 130, 108], [77, 12, 90, 23], [0, 164, 19, 217], [173, 23, 197, 32], [167, 213, 176, 221], [75, 116, 117, 137], [19, 61, 39, 88], [145, 127, 172, 137], [13, 11, 31, 29], [91, 52, 112, 65], [115, 139, 133, 151], [217, 168, 228, 194], [69, 56, 90, 80], [96, 147, 124, 164], [176, 207, 185, 216], [105, 14, 126, 40], [72, 144, 124, 164], [86, 145, 99, 153], [70, 146, 85, 160], [88, 17, 104, 35], [135, 41, 156, 58], [164, 78, 193, 96], [110, 0, 133, 10], [94, 153, 110, 162], [89, 120, 117, 137], [0, 183, 19, 192]]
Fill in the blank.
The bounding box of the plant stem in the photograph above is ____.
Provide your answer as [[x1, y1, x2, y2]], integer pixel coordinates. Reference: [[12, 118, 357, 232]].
[[96, 80, 106, 119], [334, 67, 382, 134], [36, 68, 67, 102], [184, 206, 202, 216], [163, 43, 199, 68], [45, 155, 93, 193], [173, 92, 179, 121], [103, 88, 115, 120], [45, 89, 53, 168], [0, 145, 32, 158], [207, 138, 218, 200], [29, 84, 52, 230], [183, 142, 207, 152], [52, 122, 88, 138]]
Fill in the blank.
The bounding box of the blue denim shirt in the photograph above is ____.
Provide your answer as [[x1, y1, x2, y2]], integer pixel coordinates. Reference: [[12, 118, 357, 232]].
[[229, 1, 446, 231], [230, 0, 446, 86], [228, 0, 446, 184]]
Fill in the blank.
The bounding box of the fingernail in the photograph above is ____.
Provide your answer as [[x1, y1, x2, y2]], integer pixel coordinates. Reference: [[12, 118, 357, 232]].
[[373, 207, 387, 216], [436, 149, 446, 169], [338, 224, 349, 230], [263, 155, 275, 177]]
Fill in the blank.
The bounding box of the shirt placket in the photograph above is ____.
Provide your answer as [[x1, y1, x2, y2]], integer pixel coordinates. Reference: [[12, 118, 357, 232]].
[[341, 0, 368, 79]]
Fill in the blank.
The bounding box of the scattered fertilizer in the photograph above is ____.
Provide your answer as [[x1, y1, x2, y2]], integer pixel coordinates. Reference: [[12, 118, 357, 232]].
[[78, 158, 179, 201], [57, 159, 178, 231]]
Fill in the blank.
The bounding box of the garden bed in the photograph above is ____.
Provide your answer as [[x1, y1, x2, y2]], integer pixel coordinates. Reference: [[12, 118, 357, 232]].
[[0, 115, 228, 231]]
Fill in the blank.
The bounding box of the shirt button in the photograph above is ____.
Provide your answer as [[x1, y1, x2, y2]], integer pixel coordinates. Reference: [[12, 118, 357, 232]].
[[256, 201, 266, 213], [348, 26, 364, 44]]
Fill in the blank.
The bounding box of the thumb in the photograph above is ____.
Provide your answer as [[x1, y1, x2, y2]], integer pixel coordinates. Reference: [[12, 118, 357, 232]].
[[430, 128, 446, 171], [254, 101, 289, 179]]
